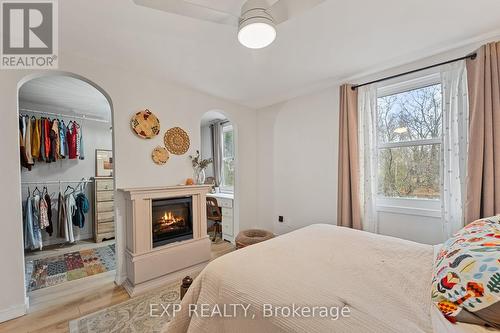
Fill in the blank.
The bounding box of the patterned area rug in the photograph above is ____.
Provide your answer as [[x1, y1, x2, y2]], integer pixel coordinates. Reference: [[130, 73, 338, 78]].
[[69, 282, 180, 333], [26, 244, 116, 292]]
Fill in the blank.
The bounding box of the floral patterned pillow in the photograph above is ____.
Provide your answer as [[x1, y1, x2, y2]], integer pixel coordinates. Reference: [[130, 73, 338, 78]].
[[431, 216, 500, 328]]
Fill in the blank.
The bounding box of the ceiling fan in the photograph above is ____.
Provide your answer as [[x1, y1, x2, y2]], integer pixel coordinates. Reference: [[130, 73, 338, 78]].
[[133, 0, 326, 49]]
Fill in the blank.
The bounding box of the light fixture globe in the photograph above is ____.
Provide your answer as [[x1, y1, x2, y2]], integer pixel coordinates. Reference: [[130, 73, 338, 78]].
[[238, 1, 276, 49]]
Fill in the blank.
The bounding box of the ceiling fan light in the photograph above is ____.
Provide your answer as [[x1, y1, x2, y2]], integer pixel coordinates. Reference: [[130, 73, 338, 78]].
[[238, 16, 276, 49]]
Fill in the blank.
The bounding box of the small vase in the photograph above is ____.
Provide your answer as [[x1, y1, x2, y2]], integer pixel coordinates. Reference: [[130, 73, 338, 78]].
[[194, 168, 206, 185]]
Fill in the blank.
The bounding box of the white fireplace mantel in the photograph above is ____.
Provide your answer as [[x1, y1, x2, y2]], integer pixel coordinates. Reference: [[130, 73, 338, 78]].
[[119, 185, 212, 296]]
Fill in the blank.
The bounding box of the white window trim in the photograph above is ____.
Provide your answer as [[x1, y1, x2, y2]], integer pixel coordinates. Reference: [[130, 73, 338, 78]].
[[378, 138, 441, 149], [377, 72, 441, 97], [376, 197, 441, 218], [375, 72, 442, 213]]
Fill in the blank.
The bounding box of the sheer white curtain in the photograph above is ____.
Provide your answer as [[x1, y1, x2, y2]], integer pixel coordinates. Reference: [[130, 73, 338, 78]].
[[440, 60, 469, 238], [358, 84, 378, 233], [211, 122, 223, 187]]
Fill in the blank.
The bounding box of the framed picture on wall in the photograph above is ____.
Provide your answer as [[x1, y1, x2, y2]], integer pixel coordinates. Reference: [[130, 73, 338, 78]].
[[96, 149, 113, 177]]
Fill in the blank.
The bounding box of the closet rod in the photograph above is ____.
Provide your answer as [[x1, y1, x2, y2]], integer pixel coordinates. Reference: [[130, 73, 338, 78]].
[[19, 108, 109, 124], [21, 179, 95, 185]]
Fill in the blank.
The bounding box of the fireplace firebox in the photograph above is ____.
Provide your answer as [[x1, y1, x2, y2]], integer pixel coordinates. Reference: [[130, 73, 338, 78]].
[[152, 196, 193, 248]]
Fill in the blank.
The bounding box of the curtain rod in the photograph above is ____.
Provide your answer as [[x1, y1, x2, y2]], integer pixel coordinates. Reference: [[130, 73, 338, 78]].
[[351, 52, 477, 90], [20, 108, 110, 123]]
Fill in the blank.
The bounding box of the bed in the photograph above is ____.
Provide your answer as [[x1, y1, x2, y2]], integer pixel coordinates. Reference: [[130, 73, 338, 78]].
[[165, 224, 495, 333]]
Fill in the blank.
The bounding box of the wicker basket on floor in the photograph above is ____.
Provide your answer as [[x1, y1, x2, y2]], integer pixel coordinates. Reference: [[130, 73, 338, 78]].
[[235, 229, 274, 249]]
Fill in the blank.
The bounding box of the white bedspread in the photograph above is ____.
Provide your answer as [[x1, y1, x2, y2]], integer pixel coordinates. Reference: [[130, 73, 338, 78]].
[[165, 224, 436, 333]]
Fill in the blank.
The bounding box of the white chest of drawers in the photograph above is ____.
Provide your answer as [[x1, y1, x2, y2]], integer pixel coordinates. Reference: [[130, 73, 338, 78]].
[[207, 193, 234, 243]]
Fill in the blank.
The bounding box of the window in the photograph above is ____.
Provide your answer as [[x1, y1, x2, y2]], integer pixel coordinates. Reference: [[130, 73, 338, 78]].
[[221, 123, 235, 193], [376, 81, 442, 200]]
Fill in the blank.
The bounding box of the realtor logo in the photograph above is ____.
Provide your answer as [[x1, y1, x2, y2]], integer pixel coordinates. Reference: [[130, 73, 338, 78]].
[[1, 0, 58, 69]]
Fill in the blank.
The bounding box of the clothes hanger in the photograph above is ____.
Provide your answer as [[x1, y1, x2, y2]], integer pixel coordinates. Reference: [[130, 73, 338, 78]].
[[76, 178, 87, 193], [33, 186, 41, 196], [64, 185, 75, 195]]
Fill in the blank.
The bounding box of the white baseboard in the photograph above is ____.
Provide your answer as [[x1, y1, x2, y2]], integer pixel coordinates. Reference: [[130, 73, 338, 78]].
[[0, 302, 27, 323]]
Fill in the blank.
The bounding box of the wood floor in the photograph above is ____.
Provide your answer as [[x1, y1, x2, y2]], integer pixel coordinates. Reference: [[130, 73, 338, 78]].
[[0, 241, 235, 333]]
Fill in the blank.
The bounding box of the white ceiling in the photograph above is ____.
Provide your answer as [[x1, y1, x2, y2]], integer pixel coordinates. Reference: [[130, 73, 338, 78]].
[[185, 0, 278, 17], [19, 76, 111, 119], [59, 0, 500, 108]]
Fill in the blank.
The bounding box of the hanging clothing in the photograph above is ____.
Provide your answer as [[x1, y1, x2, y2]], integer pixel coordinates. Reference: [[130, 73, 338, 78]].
[[31, 194, 43, 250], [38, 118, 45, 162], [59, 120, 67, 158], [66, 122, 78, 159], [39, 196, 50, 229], [73, 192, 89, 228], [57, 193, 66, 239], [75, 123, 81, 157], [25, 116, 34, 165], [49, 120, 58, 162], [20, 116, 26, 141], [52, 119, 60, 160], [44, 119, 51, 162], [19, 117, 32, 170], [65, 194, 76, 243], [78, 125, 85, 160], [31, 117, 40, 159], [44, 192, 53, 236], [23, 193, 36, 250], [19, 131, 31, 170]]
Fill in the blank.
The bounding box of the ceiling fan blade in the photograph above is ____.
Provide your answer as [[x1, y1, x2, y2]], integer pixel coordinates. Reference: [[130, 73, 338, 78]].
[[267, 0, 326, 24], [133, 0, 240, 26]]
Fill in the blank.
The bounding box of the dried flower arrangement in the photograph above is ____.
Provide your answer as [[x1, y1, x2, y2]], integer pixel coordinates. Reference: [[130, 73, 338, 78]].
[[189, 150, 212, 170]]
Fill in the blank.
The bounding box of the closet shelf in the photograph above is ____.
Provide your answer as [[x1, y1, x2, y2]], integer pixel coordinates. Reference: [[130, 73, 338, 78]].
[[20, 108, 109, 123]]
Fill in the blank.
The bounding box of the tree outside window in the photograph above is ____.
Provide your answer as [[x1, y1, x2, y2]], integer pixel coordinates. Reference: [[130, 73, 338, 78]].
[[377, 83, 442, 199], [221, 123, 234, 193]]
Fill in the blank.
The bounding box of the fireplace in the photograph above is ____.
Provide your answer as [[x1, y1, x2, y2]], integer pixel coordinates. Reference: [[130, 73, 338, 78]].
[[120, 185, 211, 296], [152, 196, 193, 248]]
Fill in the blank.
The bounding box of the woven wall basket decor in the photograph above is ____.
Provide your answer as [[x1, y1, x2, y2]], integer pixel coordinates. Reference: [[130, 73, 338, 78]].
[[130, 109, 160, 139], [151, 146, 169, 165], [164, 127, 190, 155]]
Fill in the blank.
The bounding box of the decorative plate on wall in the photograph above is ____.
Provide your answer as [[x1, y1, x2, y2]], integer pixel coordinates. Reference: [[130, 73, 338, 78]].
[[151, 146, 169, 165], [130, 109, 160, 139], [164, 127, 190, 155]]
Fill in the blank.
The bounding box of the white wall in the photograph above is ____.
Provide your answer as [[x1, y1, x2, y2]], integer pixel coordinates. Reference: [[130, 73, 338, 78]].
[[257, 86, 339, 234], [0, 52, 257, 322], [20, 102, 113, 245]]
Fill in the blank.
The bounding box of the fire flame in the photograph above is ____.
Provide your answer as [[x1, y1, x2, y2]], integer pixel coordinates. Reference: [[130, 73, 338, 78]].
[[161, 211, 181, 226]]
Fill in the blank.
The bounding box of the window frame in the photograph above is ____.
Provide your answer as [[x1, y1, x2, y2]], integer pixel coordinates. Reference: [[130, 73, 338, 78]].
[[375, 72, 442, 213], [220, 122, 234, 194]]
